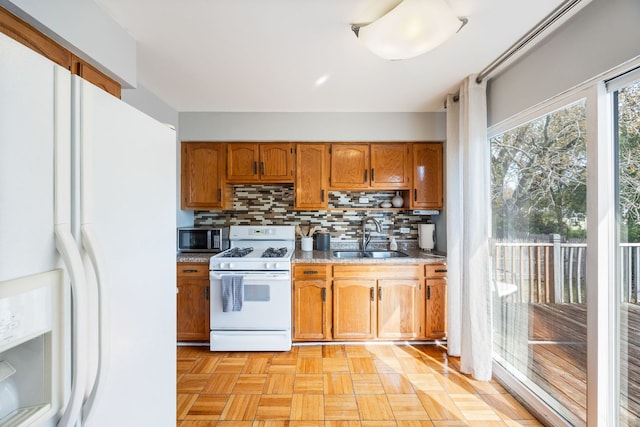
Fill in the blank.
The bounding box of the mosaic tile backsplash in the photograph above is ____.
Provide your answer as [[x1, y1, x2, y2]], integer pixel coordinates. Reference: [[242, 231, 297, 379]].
[[194, 184, 434, 245]]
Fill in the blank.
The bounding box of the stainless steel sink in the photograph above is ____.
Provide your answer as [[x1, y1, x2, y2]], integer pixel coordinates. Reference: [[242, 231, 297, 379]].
[[332, 250, 409, 259]]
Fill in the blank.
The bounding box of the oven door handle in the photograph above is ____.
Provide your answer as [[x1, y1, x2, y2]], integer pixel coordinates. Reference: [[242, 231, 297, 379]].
[[210, 272, 291, 280]]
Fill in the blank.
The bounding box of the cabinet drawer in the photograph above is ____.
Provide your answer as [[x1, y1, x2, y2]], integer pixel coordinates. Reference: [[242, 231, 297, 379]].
[[177, 262, 209, 278], [294, 264, 329, 280], [425, 263, 447, 278], [333, 265, 421, 279]]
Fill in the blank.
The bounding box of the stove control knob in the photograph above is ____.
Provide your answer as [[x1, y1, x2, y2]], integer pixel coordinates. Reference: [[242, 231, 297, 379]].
[[219, 262, 228, 269]]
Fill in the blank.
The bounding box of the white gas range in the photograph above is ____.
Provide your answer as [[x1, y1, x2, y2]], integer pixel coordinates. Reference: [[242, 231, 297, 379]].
[[209, 225, 295, 351]]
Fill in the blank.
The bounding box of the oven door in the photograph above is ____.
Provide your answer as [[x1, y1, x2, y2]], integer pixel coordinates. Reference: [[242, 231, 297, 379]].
[[210, 271, 291, 330]]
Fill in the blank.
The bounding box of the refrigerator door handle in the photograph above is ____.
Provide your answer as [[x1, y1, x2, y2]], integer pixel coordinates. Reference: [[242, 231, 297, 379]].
[[80, 224, 109, 424], [54, 223, 88, 427]]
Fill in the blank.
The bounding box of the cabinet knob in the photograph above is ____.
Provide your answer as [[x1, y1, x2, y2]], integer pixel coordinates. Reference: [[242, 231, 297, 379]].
[[182, 269, 198, 273], [427, 285, 431, 300], [371, 168, 375, 182], [370, 287, 374, 301], [378, 286, 382, 300], [321, 288, 327, 302], [364, 169, 368, 182]]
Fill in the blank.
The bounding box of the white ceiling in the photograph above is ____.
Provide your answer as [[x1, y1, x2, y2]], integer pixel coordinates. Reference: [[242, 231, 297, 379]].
[[94, 0, 566, 113]]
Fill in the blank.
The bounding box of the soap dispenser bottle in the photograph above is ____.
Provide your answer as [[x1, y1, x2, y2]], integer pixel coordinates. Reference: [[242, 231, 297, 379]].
[[389, 235, 398, 251]]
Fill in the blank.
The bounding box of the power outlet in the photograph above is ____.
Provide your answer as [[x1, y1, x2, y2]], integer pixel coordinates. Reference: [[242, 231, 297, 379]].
[[399, 227, 410, 234]]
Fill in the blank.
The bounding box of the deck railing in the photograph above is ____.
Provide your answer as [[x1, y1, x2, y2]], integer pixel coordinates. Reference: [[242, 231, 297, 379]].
[[493, 237, 640, 304]]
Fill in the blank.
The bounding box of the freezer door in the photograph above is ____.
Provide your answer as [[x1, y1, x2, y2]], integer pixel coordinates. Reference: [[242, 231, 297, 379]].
[[0, 33, 66, 282], [0, 33, 71, 427]]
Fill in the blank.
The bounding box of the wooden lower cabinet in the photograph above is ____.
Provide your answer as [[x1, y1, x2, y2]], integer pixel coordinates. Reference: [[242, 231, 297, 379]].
[[377, 278, 424, 339], [332, 278, 377, 339], [177, 262, 210, 341], [292, 264, 331, 341], [425, 263, 447, 339], [332, 265, 425, 340], [292, 262, 446, 342]]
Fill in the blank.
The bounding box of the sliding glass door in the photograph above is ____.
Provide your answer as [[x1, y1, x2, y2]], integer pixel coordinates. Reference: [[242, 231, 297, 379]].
[[614, 76, 640, 426], [490, 100, 588, 426]]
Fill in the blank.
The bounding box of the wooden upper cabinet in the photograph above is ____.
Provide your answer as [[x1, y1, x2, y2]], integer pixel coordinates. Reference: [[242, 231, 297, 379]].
[[227, 143, 259, 181], [227, 142, 293, 183], [181, 142, 229, 210], [369, 143, 410, 189], [260, 143, 293, 181], [0, 7, 71, 70], [0, 8, 122, 98], [330, 143, 409, 190], [73, 56, 121, 98], [411, 142, 444, 209], [330, 144, 370, 189], [295, 143, 329, 210]]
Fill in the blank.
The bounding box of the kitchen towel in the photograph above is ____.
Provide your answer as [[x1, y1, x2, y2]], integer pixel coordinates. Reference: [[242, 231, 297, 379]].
[[221, 275, 244, 312]]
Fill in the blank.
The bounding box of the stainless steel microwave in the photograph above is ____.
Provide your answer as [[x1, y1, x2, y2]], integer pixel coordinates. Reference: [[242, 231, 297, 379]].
[[177, 227, 229, 253]]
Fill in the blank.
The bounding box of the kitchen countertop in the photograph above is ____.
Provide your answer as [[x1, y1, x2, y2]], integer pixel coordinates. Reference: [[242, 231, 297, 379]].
[[293, 248, 446, 264], [177, 252, 214, 263], [176, 249, 446, 264]]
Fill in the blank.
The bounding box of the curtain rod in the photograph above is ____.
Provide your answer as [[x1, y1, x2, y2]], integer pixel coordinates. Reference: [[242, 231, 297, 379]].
[[475, 0, 586, 84]]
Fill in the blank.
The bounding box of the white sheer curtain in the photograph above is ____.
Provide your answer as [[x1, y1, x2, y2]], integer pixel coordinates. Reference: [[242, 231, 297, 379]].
[[445, 75, 492, 381]]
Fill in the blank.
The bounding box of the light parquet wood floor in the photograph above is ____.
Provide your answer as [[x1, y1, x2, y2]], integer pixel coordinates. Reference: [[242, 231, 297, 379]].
[[177, 343, 542, 427]]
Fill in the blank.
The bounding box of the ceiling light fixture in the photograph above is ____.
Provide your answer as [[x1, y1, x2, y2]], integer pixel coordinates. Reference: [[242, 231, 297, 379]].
[[351, 0, 468, 61]]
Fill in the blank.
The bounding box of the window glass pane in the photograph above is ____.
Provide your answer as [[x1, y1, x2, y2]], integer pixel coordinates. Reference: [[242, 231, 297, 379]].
[[615, 79, 640, 426], [491, 100, 587, 426]]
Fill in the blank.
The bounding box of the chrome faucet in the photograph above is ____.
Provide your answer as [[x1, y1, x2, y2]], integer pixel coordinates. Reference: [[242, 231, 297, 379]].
[[361, 216, 382, 251]]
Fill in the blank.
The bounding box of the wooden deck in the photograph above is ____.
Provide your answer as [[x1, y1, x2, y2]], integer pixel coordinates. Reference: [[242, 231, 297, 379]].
[[494, 302, 640, 426]]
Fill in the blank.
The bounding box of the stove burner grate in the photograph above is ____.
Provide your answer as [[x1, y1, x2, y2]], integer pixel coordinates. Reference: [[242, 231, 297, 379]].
[[221, 247, 254, 258], [261, 247, 288, 258]]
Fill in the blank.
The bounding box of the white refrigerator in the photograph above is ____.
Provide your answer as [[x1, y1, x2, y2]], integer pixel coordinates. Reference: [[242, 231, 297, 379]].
[[0, 32, 176, 427]]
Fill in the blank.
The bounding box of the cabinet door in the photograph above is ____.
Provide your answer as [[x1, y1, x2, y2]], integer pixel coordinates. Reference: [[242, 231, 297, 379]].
[[426, 277, 447, 339], [260, 143, 293, 182], [377, 279, 424, 339], [227, 143, 259, 182], [293, 279, 331, 340], [177, 278, 210, 341], [370, 143, 410, 189], [332, 279, 376, 339], [330, 144, 370, 189], [181, 142, 226, 209], [295, 143, 329, 210], [411, 143, 444, 209]]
